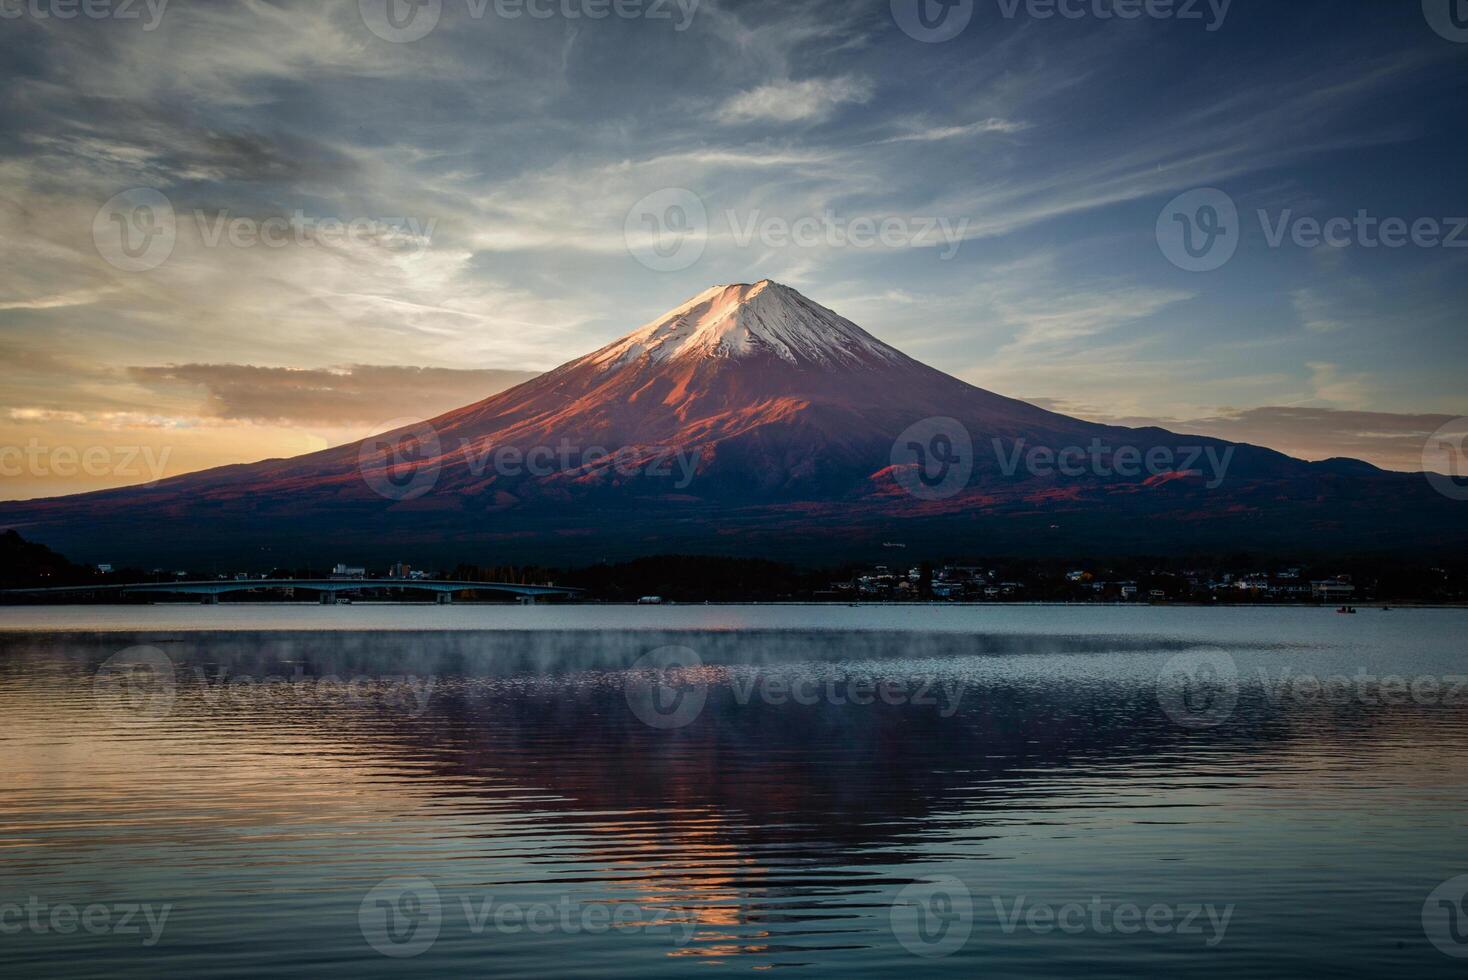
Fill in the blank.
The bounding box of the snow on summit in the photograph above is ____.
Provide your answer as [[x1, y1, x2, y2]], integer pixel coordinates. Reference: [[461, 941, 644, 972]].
[[591, 281, 908, 370]]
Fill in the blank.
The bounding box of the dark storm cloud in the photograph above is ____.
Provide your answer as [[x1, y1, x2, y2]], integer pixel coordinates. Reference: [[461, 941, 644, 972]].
[[128, 364, 538, 425]]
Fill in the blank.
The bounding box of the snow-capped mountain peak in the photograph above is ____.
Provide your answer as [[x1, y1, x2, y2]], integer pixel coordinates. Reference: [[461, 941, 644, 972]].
[[589, 280, 909, 370]]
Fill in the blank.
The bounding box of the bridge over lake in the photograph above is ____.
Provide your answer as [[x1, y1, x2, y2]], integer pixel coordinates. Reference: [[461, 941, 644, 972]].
[[0, 579, 581, 604]]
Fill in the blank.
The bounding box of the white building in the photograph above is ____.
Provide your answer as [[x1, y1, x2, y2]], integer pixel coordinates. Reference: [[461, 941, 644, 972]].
[[1311, 580, 1356, 600]]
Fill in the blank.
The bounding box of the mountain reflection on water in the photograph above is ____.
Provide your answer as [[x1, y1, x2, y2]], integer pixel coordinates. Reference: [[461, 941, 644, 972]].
[[2, 615, 1467, 978]]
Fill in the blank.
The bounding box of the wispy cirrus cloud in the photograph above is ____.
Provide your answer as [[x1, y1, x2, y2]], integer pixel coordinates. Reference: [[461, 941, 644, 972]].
[[878, 118, 1032, 143], [1292, 288, 1346, 335], [716, 75, 874, 124]]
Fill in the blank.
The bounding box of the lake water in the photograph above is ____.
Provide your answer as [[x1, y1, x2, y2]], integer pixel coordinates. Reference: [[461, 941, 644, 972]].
[[2, 605, 1467, 977]]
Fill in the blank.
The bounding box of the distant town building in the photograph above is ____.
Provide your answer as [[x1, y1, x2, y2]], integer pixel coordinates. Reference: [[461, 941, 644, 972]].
[[1311, 579, 1356, 600]]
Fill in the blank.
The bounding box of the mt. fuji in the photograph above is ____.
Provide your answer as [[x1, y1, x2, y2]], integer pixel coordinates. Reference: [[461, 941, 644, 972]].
[[1, 282, 1462, 566], [593, 280, 910, 368]]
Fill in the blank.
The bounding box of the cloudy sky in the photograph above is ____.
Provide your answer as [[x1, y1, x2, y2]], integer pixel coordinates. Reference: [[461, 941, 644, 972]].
[[1, 0, 1465, 498]]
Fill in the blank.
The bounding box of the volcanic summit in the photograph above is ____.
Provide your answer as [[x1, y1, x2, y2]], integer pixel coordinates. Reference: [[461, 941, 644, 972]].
[[0, 281, 1461, 565]]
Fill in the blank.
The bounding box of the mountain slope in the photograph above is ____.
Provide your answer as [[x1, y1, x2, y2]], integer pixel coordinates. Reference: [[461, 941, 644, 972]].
[[1, 281, 1462, 566]]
